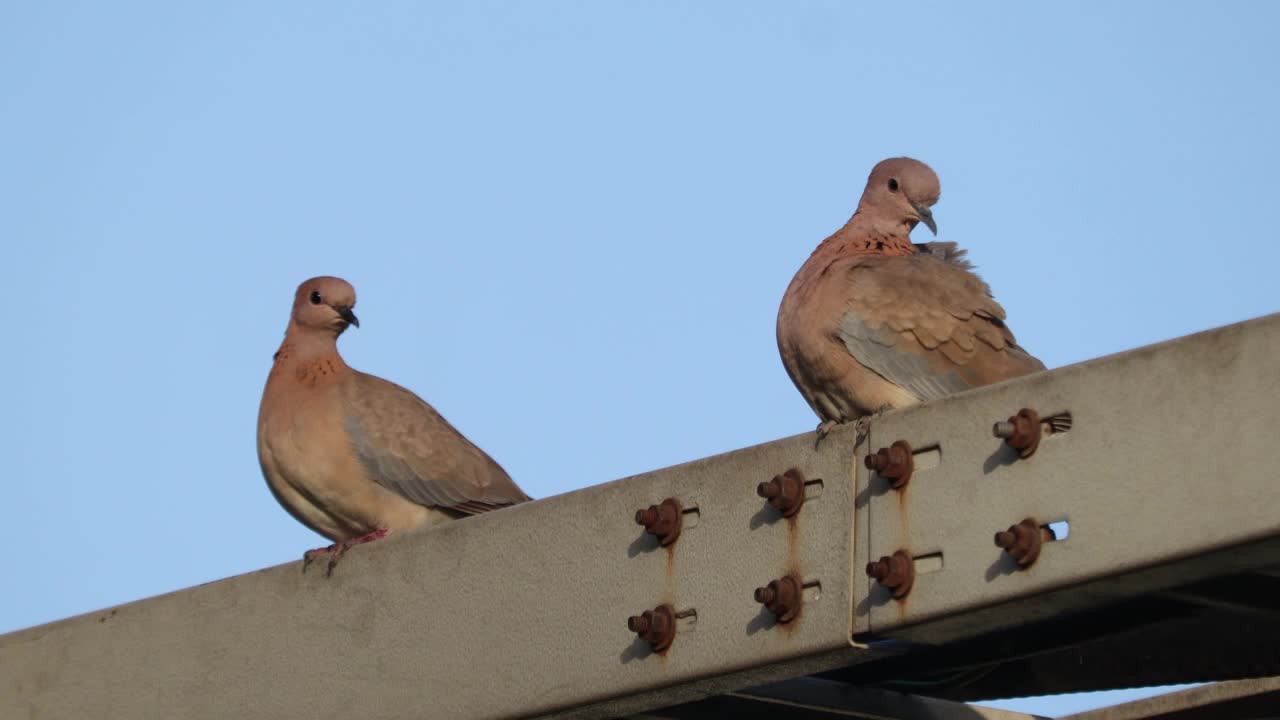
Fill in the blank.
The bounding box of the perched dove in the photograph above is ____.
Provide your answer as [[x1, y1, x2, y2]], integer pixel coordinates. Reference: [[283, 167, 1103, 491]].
[[777, 157, 1045, 438], [258, 276, 531, 575]]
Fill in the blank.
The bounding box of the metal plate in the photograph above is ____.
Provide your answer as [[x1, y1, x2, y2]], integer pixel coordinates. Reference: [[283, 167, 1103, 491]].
[[1, 424, 863, 720], [859, 312, 1280, 641]]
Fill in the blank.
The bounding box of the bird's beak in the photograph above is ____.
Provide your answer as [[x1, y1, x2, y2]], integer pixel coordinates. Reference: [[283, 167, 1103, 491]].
[[336, 306, 360, 328], [914, 203, 937, 235]]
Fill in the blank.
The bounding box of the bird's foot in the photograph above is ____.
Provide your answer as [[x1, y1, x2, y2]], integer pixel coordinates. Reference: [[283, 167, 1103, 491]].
[[854, 415, 873, 446], [301, 544, 338, 576], [812, 415, 878, 450], [302, 528, 390, 577], [814, 419, 840, 448], [854, 406, 893, 448]]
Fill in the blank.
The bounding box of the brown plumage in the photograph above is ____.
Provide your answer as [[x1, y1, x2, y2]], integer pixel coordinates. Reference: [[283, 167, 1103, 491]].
[[777, 157, 1045, 437], [257, 276, 530, 575]]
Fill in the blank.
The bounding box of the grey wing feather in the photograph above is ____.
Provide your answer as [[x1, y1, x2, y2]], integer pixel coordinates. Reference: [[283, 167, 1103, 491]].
[[838, 314, 975, 401], [834, 248, 1045, 402], [344, 373, 529, 515]]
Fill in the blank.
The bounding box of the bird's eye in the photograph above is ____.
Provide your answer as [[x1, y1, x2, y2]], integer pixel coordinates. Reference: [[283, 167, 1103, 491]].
[[309, 291, 322, 305], [888, 178, 900, 192]]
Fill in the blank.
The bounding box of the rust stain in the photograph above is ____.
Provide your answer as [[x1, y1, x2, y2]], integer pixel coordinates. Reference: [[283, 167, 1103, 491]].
[[664, 544, 676, 599], [785, 515, 800, 580], [896, 484, 911, 552], [786, 514, 799, 559], [777, 606, 800, 636], [781, 529, 803, 637]]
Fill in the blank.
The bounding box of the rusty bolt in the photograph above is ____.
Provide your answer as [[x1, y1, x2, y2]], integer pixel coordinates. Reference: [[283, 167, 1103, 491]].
[[753, 574, 803, 623], [635, 497, 682, 546], [995, 518, 1044, 567], [757, 468, 806, 518], [627, 604, 676, 652], [993, 408, 1041, 458], [865, 550, 915, 598], [864, 440, 913, 489]]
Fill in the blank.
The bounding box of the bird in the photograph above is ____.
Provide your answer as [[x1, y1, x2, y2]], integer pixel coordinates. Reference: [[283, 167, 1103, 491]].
[[776, 157, 1045, 442], [257, 276, 531, 575]]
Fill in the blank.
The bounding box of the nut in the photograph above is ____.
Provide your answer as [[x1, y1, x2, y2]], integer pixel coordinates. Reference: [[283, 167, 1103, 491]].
[[864, 440, 913, 489], [995, 518, 1044, 567], [993, 408, 1041, 458], [865, 550, 915, 598], [635, 497, 682, 546], [754, 575, 803, 623], [627, 604, 676, 652], [757, 468, 806, 517]]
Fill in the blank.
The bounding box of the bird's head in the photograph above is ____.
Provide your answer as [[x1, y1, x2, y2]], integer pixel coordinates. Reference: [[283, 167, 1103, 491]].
[[857, 157, 941, 236], [291, 276, 359, 335]]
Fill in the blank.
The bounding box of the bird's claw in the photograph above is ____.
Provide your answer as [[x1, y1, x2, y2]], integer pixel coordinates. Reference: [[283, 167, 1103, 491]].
[[814, 419, 840, 448], [301, 543, 342, 577], [301, 528, 390, 578], [811, 415, 877, 450], [854, 415, 873, 446]]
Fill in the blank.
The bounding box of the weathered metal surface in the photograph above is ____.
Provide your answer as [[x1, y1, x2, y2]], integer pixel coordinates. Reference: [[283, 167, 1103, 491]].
[[859, 312, 1280, 642], [0, 421, 862, 720], [4, 312, 1280, 720]]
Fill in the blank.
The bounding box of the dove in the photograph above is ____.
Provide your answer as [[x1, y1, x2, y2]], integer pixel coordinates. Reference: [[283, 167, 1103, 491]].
[[257, 276, 530, 575], [776, 157, 1045, 439]]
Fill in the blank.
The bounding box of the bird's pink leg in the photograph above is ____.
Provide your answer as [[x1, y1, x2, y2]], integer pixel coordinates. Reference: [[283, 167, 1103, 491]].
[[302, 528, 390, 577]]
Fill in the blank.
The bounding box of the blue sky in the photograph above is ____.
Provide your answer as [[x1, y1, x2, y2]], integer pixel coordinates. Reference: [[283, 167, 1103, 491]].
[[3, 2, 1277, 715]]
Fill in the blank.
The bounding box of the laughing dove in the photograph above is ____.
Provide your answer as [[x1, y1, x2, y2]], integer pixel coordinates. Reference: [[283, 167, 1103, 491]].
[[257, 276, 531, 575], [777, 157, 1045, 438]]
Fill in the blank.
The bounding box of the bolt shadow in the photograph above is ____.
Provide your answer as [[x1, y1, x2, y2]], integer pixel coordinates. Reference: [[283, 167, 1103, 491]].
[[745, 606, 777, 636], [749, 504, 783, 530], [854, 474, 891, 509], [984, 552, 1021, 581], [982, 444, 1020, 474], [854, 585, 896, 617], [627, 532, 660, 558], [619, 636, 653, 664]]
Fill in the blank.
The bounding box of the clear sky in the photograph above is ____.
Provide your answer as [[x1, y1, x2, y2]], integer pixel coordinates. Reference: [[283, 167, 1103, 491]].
[[3, 2, 1276, 716]]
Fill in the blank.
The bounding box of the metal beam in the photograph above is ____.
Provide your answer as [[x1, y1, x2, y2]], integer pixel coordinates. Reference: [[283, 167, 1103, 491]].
[[0, 413, 870, 720], [3, 313, 1280, 720], [859, 312, 1280, 643]]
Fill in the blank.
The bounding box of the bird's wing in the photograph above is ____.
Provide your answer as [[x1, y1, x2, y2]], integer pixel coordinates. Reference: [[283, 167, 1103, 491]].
[[836, 244, 1045, 403], [344, 372, 530, 515]]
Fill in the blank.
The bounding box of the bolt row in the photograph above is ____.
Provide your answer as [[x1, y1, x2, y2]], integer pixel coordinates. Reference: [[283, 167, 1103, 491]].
[[631, 407, 1056, 648], [862, 407, 1057, 599], [866, 516, 1052, 598], [863, 407, 1050, 492], [627, 469, 816, 652]]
